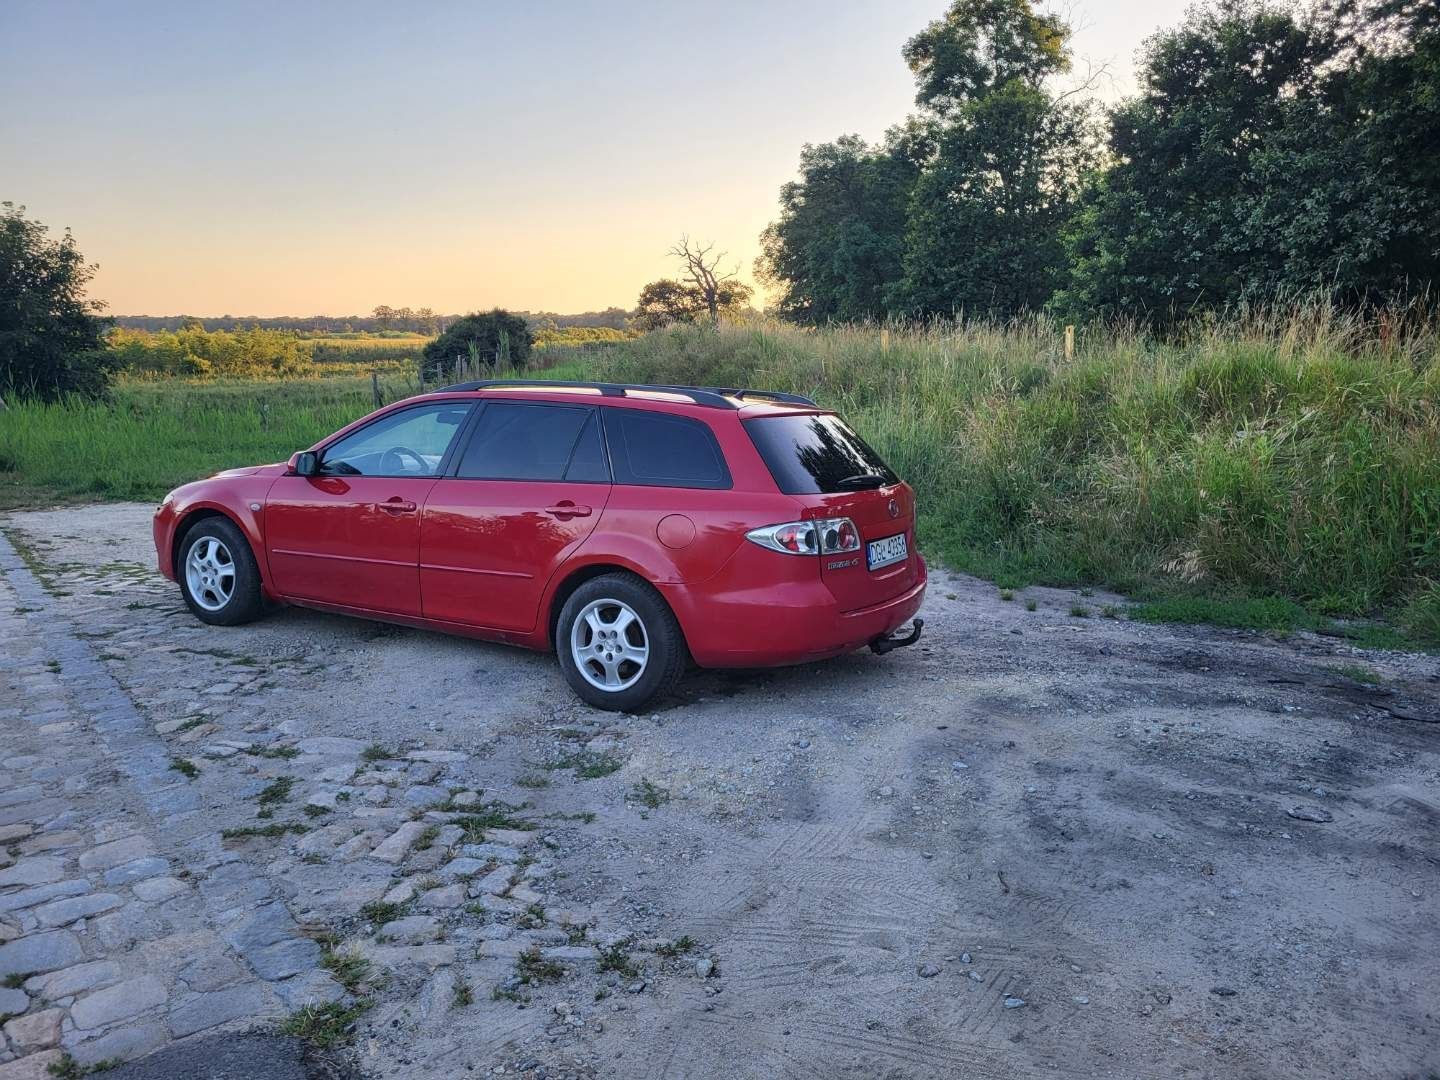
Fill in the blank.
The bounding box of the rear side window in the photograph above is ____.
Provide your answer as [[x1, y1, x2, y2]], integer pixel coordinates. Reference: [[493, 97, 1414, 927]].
[[456, 402, 609, 482], [744, 414, 898, 494], [604, 409, 730, 489]]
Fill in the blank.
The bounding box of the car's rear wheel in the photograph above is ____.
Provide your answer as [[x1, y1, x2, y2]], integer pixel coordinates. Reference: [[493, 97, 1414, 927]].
[[556, 573, 686, 711], [178, 517, 266, 626]]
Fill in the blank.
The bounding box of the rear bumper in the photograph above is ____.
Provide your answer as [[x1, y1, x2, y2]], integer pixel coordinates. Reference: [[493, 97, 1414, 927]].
[[664, 553, 927, 668]]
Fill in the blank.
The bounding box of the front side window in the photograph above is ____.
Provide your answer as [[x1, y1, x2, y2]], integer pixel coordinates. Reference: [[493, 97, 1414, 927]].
[[321, 403, 471, 477], [605, 409, 730, 489], [456, 402, 609, 482]]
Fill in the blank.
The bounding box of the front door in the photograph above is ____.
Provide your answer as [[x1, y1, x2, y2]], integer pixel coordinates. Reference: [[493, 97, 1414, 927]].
[[265, 401, 473, 616], [421, 401, 610, 631]]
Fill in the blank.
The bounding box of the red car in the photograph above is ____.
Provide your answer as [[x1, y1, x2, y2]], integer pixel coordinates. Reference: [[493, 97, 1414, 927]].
[[153, 381, 926, 710]]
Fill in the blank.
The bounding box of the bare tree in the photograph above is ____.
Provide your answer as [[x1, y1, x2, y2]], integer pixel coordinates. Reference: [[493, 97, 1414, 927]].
[[668, 236, 748, 324]]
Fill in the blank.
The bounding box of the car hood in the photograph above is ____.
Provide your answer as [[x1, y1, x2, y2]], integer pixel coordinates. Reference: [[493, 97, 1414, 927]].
[[212, 463, 289, 479]]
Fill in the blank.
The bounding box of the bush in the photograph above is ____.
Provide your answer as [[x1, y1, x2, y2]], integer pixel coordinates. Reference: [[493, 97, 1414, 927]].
[[422, 309, 532, 380]]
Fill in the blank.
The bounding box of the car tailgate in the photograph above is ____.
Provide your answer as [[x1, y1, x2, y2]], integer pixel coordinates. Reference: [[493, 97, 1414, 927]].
[[797, 483, 919, 613]]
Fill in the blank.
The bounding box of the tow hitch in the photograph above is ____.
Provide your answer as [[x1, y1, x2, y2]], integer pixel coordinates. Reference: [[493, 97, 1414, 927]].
[[870, 618, 924, 656]]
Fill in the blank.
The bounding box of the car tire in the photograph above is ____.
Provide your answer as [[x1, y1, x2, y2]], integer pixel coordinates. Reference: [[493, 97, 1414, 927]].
[[177, 516, 267, 626], [556, 572, 687, 711]]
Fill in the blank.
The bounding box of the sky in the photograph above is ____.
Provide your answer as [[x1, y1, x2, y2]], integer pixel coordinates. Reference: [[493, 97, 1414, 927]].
[[1, 0, 1191, 317]]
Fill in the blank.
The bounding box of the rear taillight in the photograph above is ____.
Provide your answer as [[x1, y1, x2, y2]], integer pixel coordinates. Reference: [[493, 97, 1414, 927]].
[[746, 517, 860, 557]]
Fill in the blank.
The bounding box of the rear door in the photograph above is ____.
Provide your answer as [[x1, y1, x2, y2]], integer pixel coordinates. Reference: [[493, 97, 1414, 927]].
[[742, 412, 920, 612], [419, 401, 611, 632], [265, 401, 473, 616]]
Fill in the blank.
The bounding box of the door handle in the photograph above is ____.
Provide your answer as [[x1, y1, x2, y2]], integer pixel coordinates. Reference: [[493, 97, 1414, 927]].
[[376, 498, 417, 514], [545, 503, 592, 519]]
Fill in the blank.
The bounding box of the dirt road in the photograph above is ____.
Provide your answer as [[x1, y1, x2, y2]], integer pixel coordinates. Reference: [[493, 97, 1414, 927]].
[[1, 502, 1436, 1080]]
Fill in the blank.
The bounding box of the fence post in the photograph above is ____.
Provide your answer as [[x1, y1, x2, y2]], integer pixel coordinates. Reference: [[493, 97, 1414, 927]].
[[372, 371, 382, 408], [1064, 324, 1075, 361]]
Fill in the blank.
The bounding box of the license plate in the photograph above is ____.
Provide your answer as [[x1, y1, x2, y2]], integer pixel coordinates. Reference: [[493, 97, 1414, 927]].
[[866, 533, 908, 570]]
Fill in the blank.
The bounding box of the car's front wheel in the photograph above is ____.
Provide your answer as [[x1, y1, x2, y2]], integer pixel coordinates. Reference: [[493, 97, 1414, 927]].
[[556, 573, 686, 711], [178, 517, 266, 626]]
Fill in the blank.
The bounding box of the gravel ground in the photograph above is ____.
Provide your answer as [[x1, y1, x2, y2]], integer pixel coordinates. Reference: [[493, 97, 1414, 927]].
[[0, 501, 1436, 1080]]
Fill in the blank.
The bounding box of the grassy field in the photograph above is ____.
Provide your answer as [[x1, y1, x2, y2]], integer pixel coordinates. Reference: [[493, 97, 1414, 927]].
[[2, 314, 1437, 645]]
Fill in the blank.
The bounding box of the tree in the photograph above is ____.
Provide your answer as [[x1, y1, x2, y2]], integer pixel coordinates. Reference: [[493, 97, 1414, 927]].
[[372, 305, 396, 330], [667, 237, 753, 324], [890, 0, 1097, 318], [1058, 0, 1440, 321], [756, 129, 923, 323], [421, 308, 533, 379], [0, 203, 114, 401], [632, 277, 752, 332]]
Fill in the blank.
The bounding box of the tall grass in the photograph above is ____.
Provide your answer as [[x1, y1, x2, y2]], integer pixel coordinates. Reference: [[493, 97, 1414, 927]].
[[582, 312, 1440, 640]]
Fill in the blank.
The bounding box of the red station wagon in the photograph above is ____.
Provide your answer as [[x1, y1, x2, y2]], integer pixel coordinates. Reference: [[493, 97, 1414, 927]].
[[152, 382, 926, 710]]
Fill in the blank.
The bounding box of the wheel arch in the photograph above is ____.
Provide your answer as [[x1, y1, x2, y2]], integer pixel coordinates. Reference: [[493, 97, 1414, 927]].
[[545, 560, 688, 655], [171, 506, 256, 579]]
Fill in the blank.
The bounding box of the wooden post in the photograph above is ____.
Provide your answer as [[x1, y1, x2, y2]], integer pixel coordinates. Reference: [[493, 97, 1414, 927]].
[[1064, 324, 1075, 361], [371, 371, 381, 408]]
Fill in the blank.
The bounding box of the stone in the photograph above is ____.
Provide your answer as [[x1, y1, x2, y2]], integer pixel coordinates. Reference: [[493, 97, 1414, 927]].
[[1286, 805, 1334, 823], [33, 892, 123, 928], [379, 915, 441, 944], [296, 737, 367, 757], [3, 1008, 63, 1050], [695, 958, 714, 979], [0, 931, 84, 977], [459, 842, 522, 863], [169, 955, 239, 998], [358, 943, 457, 977], [274, 970, 345, 1008], [472, 866, 513, 897], [420, 884, 466, 909], [70, 1023, 167, 1067], [439, 857, 487, 881], [406, 750, 467, 763], [449, 791, 480, 807], [370, 822, 427, 864], [133, 877, 187, 903], [168, 982, 276, 1037], [0, 824, 34, 843], [222, 904, 321, 980], [485, 829, 538, 848], [71, 975, 167, 1030], [541, 946, 599, 964], [917, 963, 941, 977], [102, 857, 169, 886], [0, 857, 68, 889], [476, 939, 534, 960], [0, 879, 89, 915], [1003, 996, 1027, 1009], [78, 835, 152, 872], [0, 987, 28, 1016], [25, 960, 121, 999], [403, 785, 447, 808], [0, 1048, 65, 1079]]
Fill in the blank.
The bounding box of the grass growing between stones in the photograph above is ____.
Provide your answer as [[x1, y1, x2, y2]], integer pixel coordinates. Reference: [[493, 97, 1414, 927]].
[[360, 743, 395, 763], [547, 751, 623, 779], [597, 943, 639, 980], [220, 822, 307, 840], [280, 1000, 374, 1049], [515, 946, 565, 985], [629, 779, 670, 810], [169, 757, 199, 779]]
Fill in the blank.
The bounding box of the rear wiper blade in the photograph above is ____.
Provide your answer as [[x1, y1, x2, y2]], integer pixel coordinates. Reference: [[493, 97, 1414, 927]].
[[835, 473, 887, 490]]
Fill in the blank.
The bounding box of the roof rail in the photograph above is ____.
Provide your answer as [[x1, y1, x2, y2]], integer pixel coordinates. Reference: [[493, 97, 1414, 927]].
[[434, 380, 819, 410]]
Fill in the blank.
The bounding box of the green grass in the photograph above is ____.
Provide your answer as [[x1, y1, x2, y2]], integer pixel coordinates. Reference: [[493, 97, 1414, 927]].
[[169, 757, 199, 779], [220, 822, 307, 840], [571, 315, 1440, 647], [279, 1000, 373, 1049], [5, 311, 1438, 646]]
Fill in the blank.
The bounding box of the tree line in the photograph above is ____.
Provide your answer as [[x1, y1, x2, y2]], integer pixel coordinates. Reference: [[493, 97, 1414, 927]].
[[757, 0, 1440, 325]]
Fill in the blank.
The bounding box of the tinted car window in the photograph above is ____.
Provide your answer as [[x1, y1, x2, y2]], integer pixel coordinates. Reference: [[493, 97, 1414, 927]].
[[457, 402, 604, 482], [321, 404, 471, 477], [565, 413, 610, 482], [605, 410, 730, 489], [744, 414, 898, 494]]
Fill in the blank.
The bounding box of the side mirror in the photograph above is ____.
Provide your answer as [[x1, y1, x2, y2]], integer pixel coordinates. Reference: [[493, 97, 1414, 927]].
[[290, 450, 320, 477]]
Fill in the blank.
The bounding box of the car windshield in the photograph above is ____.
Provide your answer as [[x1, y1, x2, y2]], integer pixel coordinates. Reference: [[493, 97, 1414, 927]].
[[743, 413, 898, 495]]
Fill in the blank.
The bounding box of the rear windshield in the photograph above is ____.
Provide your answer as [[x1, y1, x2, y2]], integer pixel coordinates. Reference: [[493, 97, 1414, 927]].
[[744, 414, 898, 494]]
